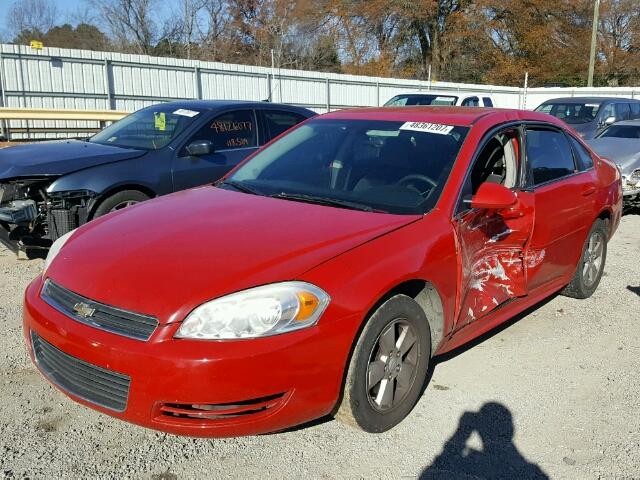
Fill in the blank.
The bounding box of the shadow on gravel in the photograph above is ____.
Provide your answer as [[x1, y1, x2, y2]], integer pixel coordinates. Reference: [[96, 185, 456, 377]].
[[627, 285, 640, 297], [420, 402, 549, 480]]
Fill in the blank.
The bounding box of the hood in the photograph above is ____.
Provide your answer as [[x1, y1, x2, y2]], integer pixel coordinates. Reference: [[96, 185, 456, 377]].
[[47, 187, 420, 323], [587, 138, 640, 173], [0, 140, 146, 179]]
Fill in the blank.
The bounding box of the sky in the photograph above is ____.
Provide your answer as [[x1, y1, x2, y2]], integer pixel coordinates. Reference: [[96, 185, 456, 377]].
[[1, 0, 174, 42]]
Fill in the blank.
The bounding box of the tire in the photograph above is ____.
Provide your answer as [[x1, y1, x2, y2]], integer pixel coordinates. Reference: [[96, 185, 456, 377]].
[[335, 294, 431, 433], [93, 190, 150, 218], [561, 219, 608, 299]]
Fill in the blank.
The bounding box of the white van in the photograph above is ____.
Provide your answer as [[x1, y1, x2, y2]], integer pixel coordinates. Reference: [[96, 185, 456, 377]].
[[384, 90, 496, 108]]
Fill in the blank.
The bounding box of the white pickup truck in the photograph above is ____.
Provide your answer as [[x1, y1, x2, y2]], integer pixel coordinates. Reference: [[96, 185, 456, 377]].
[[384, 90, 496, 108]]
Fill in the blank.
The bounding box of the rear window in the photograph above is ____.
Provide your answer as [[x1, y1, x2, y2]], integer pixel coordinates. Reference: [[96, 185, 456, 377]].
[[483, 97, 494, 107], [385, 94, 458, 106], [535, 102, 601, 124], [597, 124, 640, 139]]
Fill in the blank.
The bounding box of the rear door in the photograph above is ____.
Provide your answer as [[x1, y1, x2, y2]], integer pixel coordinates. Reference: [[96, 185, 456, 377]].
[[523, 126, 598, 290], [172, 109, 259, 190]]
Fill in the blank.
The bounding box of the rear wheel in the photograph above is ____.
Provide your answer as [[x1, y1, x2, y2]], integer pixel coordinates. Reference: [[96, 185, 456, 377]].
[[561, 219, 608, 299], [335, 295, 430, 433], [93, 190, 150, 218]]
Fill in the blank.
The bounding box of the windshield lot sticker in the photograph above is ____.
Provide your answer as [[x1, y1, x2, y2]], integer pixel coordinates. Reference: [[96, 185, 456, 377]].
[[173, 109, 200, 117], [400, 122, 454, 135], [154, 112, 166, 131]]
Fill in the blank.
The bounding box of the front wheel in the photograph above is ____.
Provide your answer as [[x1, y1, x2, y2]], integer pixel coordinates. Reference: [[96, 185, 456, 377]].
[[335, 295, 431, 433], [561, 219, 608, 299], [93, 190, 151, 218]]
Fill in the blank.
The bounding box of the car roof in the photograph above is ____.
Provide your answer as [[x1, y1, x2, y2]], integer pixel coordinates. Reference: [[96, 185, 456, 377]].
[[389, 90, 494, 98], [540, 97, 640, 104], [145, 99, 315, 115], [319, 106, 555, 127]]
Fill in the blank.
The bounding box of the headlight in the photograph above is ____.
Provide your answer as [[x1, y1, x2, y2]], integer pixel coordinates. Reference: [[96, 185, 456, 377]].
[[43, 229, 76, 273], [175, 282, 330, 340]]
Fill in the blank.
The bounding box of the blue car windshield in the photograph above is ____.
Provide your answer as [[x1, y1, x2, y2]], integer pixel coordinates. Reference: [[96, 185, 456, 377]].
[[226, 119, 469, 215], [90, 105, 202, 150]]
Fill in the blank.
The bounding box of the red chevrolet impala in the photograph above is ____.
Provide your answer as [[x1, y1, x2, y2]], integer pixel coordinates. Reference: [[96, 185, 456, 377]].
[[23, 107, 622, 436]]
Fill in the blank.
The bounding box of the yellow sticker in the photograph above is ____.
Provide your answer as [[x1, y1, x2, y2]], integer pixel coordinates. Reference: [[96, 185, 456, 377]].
[[30, 40, 44, 50], [154, 112, 166, 131]]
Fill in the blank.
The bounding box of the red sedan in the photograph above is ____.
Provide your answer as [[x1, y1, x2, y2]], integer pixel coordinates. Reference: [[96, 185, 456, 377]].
[[23, 107, 622, 436]]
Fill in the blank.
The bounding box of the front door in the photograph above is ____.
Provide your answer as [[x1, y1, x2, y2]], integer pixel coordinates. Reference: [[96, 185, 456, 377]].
[[453, 126, 535, 329], [172, 109, 259, 191]]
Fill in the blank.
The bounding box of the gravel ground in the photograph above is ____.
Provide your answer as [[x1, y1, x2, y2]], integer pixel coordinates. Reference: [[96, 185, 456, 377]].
[[1, 214, 639, 480]]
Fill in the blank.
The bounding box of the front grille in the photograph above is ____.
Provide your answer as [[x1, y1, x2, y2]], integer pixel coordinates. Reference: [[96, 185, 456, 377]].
[[31, 331, 130, 412], [41, 279, 158, 341]]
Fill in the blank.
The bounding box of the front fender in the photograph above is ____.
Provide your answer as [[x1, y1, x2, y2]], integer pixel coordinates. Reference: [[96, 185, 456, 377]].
[[46, 153, 171, 197], [298, 211, 459, 353]]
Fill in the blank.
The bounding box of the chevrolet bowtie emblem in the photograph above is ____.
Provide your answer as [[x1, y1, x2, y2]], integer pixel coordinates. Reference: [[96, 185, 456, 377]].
[[73, 302, 96, 318]]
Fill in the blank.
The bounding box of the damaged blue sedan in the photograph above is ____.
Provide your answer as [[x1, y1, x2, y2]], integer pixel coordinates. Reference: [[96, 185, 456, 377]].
[[0, 100, 314, 257]]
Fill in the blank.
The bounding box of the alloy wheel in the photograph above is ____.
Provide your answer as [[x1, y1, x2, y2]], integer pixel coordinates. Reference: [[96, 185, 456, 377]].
[[366, 319, 419, 412], [582, 231, 604, 287]]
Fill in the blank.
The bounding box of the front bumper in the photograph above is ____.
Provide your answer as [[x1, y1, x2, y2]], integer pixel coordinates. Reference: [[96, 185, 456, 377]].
[[23, 276, 356, 437]]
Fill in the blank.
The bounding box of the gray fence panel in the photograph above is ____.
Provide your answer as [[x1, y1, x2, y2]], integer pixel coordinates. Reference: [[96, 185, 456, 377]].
[[1, 43, 639, 140]]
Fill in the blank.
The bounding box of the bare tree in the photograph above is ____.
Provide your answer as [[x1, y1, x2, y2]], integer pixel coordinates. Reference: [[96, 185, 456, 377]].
[[6, 0, 58, 38], [87, 0, 157, 54]]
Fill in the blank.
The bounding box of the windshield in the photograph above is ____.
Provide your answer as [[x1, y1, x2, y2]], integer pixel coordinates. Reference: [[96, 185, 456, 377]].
[[90, 105, 202, 150], [226, 119, 469, 215], [535, 102, 601, 124], [597, 124, 640, 139], [384, 94, 458, 107]]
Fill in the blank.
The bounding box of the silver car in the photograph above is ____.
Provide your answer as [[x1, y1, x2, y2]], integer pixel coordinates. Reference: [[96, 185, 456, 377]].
[[587, 120, 640, 207]]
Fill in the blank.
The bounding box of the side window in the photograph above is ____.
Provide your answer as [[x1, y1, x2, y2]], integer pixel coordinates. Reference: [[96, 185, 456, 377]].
[[526, 129, 576, 186], [630, 102, 640, 119], [187, 110, 257, 152], [568, 136, 594, 171], [462, 96, 480, 107], [482, 97, 494, 107], [615, 103, 631, 121], [600, 103, 616, 122], [458, 128, 521, 211], [263, 110, 307, 141]]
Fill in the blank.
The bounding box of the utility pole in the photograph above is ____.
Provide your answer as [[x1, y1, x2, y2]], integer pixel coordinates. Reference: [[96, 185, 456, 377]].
[[587, 0, 601, 87]]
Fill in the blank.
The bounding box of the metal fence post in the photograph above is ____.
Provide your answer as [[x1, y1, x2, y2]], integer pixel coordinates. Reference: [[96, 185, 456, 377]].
[[267, 72, 272, 101], [376, 80, 380, 106], [326, 78, 330, 112], [194, 66, 202, 99], [103, 59, 114, 110], [0, 50, 8, 141]]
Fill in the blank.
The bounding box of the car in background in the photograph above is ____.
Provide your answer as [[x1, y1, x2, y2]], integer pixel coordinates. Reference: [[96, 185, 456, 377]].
[[0, 100, 315, 258], [24, 106, 621, 437], [534, 97, 640, 140], [587, 120, 640, 207], [384, 90, 495, 108]]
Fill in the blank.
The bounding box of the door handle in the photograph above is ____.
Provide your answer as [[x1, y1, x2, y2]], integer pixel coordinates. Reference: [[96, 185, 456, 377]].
[[581, 185, 596, 196]]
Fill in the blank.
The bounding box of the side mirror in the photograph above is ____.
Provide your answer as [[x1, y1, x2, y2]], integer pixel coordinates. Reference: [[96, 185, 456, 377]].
[[470, 183, 517, 210], [603, 116, 616, 126], [186, 140, 213, 156]]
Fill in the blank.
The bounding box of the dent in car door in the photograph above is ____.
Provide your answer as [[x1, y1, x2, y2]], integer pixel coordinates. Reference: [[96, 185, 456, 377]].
[[171, 110, 259, 191], [453, 192, 535, 329]]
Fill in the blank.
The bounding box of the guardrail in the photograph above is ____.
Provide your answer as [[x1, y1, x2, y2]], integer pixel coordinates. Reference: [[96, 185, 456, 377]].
[[0, 107, 129, 141]]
